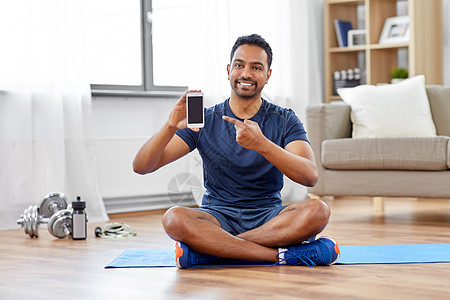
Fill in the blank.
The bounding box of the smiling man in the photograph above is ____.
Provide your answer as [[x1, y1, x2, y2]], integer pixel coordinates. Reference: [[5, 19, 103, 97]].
[[133, 34, 340, 268]]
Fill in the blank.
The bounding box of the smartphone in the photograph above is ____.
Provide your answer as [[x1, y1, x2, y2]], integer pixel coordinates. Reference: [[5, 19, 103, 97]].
[[186, 92, 204, 128]]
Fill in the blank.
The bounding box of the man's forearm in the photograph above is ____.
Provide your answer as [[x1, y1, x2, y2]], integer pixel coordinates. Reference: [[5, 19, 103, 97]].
[[258, 139, 318, 187], [133, 121, 178, 174]]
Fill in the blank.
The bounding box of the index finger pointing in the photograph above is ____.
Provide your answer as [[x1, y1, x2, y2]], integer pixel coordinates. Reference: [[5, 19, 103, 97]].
[[222, 116, 244, 127]]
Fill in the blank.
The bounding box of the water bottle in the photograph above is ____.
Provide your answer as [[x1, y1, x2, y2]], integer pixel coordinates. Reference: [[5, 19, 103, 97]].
[[72, 196, 87, 240]]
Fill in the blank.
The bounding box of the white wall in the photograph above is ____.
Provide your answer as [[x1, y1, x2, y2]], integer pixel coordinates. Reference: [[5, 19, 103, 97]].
[[91, 96, 176, 138], [91, 95, 203, 207]]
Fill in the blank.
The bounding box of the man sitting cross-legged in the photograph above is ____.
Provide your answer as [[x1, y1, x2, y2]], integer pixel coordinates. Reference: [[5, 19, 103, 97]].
[[133, 34, 340, 268]]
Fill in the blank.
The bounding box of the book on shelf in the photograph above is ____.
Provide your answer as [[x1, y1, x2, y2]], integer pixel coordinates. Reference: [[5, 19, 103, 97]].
[[334, 19, 353, 47]]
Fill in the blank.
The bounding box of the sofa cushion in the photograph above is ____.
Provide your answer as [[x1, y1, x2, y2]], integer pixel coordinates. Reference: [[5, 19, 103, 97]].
[[426, 85, 450, 136], [448, 141, 450, 169], [337, 75, 437, 139], [322, 137, 449, 171]]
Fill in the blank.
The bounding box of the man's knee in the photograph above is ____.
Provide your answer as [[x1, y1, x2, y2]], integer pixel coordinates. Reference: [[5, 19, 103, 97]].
[[308, 199, 331, 226], [162, 206, 188, 236], [288, 198, 330, 227]]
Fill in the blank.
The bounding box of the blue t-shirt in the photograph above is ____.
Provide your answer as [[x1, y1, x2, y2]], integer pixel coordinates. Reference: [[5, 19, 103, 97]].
[[176, 98, 308, 209]]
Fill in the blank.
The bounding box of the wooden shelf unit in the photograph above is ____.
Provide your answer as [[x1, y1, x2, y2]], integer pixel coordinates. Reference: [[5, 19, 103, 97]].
[[324, 0, 443, 102]]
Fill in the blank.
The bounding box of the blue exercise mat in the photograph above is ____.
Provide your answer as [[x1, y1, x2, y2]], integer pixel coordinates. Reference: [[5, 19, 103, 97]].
[[337, 244, 450, 265], [105, 249, 272, 268], [105, 244, 450, 268]]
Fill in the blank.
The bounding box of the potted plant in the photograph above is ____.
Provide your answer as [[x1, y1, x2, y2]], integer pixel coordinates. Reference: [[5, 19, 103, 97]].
[[391, 68, 408, 84]]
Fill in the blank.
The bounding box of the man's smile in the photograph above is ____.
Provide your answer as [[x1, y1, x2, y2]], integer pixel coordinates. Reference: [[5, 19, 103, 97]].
[[237, 81, 255, 87]]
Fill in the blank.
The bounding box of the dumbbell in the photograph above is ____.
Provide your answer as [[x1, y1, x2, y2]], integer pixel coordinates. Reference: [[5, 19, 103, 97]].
[[17, 205, 42, 238], [17, 192, 72, 238], [39, 191, 69, 218], [43, 192, 72, 238]]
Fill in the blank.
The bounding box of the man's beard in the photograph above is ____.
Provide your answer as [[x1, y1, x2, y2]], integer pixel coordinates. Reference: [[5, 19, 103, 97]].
[[231, 79, 263, 98]]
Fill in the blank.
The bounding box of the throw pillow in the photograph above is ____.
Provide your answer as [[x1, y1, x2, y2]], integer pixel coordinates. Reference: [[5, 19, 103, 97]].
[[337, 75, 437, 138]]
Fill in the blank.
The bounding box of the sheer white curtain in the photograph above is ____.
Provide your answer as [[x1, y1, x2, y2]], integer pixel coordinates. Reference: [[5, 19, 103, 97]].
[[186, 0, 324, 201], [0, 0, 108, 229]]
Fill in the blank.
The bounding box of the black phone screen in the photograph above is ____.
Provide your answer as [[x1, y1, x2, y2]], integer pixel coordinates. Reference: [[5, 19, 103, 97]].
[[187, 96, 203, 124]]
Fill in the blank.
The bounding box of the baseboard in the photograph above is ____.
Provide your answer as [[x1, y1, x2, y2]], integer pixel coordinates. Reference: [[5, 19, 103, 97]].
[[103, 193, 197, 214]]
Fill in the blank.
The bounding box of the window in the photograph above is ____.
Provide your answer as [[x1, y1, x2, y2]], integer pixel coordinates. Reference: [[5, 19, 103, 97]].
[[82, 0, 188, 96], [151, 0, 191, 87]]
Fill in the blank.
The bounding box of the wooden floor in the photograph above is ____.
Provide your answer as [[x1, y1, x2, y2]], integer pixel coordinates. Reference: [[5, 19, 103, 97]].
[[1, 196, 450, 299]]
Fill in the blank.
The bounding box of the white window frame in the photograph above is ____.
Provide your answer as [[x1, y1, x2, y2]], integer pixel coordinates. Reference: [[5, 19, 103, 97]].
[[91, 0, 187, 98]]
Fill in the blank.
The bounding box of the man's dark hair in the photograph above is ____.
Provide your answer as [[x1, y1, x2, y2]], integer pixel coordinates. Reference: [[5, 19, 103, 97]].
[[230, 34, 273, 69]]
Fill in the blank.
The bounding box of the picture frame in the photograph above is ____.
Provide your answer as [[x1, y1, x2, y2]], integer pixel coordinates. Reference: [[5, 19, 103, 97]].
[[347, 29, 366, 47], [379, 16, 410, 44]]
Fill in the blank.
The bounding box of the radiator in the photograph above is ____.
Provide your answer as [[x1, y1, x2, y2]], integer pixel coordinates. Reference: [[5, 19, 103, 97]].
[[94, 137, 203, 214]]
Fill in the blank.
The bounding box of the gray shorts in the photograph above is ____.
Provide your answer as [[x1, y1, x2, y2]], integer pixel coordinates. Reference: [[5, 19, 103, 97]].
[[197, 205, 287, 236]]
